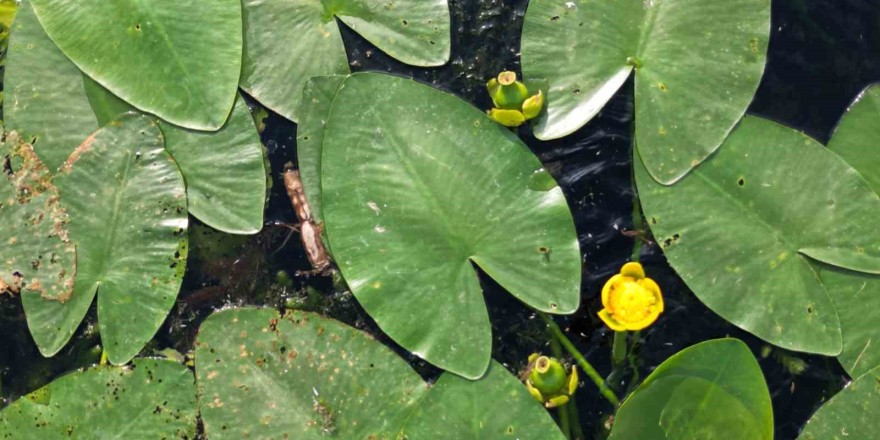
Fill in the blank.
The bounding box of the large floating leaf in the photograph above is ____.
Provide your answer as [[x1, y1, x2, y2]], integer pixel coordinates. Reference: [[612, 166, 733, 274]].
[[24, 115, 188, 363], [240, 0, 450, 122], [609, 339, 772, 440], [636, 116, 880, 355], [828, 85, 880, 194], [195, 307, 564, 439], [0, 133, 75, 302], [4, 0, 96, 171], [308, 73, 580, 378], [3, 7, 266, 234], [28, 0, 242, 130], [84, 78, 267, 234], [0, 359, 197, 439], [521, 0, 770, 184], [399, 362, 565, 439], [799, 365, 880, 439], [817, 86, 880, 378]]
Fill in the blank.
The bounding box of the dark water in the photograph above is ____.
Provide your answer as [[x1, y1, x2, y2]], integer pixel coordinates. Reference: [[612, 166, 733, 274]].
[[2, 1, 876, 438]]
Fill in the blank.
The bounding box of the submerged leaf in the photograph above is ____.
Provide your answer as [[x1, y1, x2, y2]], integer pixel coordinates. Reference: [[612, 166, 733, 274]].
[[0, 132, 75, 302], [29, 0, 242, 130], [25, 115, 188, 363], [195, 307, 565, 439], [0, 359, 197, 439], [521, 0, 770, 183], [636, 116, 880, 355], [240, 0, 450, 122], [609, 339, 772, 440], [304, 73, 580, 378]]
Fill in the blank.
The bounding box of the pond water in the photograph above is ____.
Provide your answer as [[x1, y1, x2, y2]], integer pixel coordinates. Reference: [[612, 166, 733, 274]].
[[1, 1, 877, 438]]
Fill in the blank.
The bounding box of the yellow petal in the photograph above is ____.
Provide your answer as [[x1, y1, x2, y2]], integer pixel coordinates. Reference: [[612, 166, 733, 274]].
[[601, 274, 623, 308], [620, 262, 645, 279], [598, 308, 627, 331], [488, 108, 525, 127]]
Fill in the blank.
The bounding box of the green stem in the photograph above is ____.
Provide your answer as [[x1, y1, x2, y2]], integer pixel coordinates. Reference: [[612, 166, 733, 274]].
[[568, 397, 585, 440], [611, 331, 628, 367], [558, 402, 571, 439], [539, 313, 620, 406], [630, 188, 644, 262]]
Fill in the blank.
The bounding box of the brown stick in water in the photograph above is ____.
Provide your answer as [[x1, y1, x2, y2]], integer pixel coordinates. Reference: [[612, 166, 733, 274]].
[[282, 162, 332, 273]]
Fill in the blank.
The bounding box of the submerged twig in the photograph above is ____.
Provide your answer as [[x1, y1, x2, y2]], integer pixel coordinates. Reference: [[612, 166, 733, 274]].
[[282, 162, 332, 274]]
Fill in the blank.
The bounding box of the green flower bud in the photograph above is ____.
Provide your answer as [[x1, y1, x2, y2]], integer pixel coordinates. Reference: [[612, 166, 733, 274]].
[[523, 353, 579, 408], [488, 71, 531, 110]]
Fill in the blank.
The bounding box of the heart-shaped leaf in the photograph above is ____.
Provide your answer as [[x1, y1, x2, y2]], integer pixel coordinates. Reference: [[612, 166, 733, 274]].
[[829, 85, 880, 196], [521, 0, 770, 184], [0, 359, 197, 439], [240, 0, 450, 122], [609, 339, 772, 440], [28, 0, 242, 130], [635, 116, 880, 355], [195, 307, 565, 439], [0, 132, 75, 302], [83, 78, 268, 234], [814, 85, 880, 378], [4, 8, 266, 234], [4, 0, 97, 171], [799, 365, 880, 439], [24, 115, 188, 363], [302, 72, 580, 378]]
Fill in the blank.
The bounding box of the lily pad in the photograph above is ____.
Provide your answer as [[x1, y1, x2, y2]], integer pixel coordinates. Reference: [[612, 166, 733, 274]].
[[0, 359, 197, 439], [635, 116, 880, 355], [4, 0, 97, 171], [609, 339, 772, 440], [0, 132, 75, 302], [195, 307, 565, 439], [521, 0, 770, 184], [306, 73, 580, 378], [28, 0, 242, 130], [799, 365, 880, 440], [240, 0, 450, 122], [24, 115, 188, 363], [4, 8, 266, 234], [828, 85, 880, 196], [83, 78, 267, 234], [399, 362, 566, 439]]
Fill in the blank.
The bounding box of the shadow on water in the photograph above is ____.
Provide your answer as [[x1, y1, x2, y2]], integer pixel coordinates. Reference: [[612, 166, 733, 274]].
[[1, 0, 875, 438]]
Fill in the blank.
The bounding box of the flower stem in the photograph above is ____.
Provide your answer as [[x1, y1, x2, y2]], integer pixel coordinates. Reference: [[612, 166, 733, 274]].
[[539, 312, 620, 406], [611, 331, 628, 367], [558, 402, 571, 439], [568, 396, 585, 440], [630, 188, 644, 262]]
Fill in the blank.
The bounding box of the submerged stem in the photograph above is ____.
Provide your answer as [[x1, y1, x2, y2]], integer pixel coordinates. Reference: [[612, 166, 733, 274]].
[[539, 313, 620, 406], [611, 331, 628, 367]]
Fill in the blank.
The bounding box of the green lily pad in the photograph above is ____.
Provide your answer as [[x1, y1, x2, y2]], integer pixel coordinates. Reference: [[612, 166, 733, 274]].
[[609, 339, 772, 440], [799, 365, 880, 440], [399, 362, 566, 439], [816, 266, 880, 379], [636, 116, 880, 355], [83, 78, 267, 234], [24, 115, 188, 363], [0, 132, 75, 302], [828, 85, 880, 194], [4, 7, 266, 234], [0, 359, 197, 439], [305, 73, 580, 378], [521, 0, 770, 184], [195, 307, 565, 439], [4, 0, 97, 171], [240, 0, 450, 122], [28, 0, 242, 130]]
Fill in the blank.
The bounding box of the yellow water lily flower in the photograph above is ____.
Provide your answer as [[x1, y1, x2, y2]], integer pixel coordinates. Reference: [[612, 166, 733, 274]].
[[523, 353, 579, 408], [598, 262, 664, 331]]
